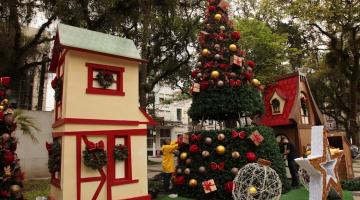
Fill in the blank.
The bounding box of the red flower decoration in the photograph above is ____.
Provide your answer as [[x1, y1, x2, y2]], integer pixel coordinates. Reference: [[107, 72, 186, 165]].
[[174, 176, 185, 185], [208, 6, 216, 12], [0, 90, 5, 97], [204, 61, 214, 68], [3, 150, 15, 165], [224, 181, 234, 193], [246, 152, 257, 162], [219, 64, 228, 70], [191, 134, 201, 141], [247, 60, 256, 68], [210, 162, 225, 170], [0, 190, 10, 197], [189, 144, 199, 153], [244, 72, 252, 80], [239, 50, 246, 56], [231, 31, 241, 41], [191, 70, 198, 78]]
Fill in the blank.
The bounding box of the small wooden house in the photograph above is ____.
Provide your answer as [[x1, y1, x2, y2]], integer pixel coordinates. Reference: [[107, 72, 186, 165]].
[[258, 72, 324, 156], [48, 24, 156, 200]]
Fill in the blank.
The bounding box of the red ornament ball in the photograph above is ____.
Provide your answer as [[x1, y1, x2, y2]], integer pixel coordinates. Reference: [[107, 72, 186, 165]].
[[224, 181, 234, 193], [174, 176, 185, 186], [3, 150, 15, 165], [208, 6, 216, 12], [231, 31, 241, 41], [189, 144, 199, 153], [247, 60, 256, 68], [246, 152, 257, 162]]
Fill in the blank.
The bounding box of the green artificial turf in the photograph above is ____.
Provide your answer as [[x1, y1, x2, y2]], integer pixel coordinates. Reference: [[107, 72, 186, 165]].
[[23, 179, 50, 199], [156, 187, 354, 200]]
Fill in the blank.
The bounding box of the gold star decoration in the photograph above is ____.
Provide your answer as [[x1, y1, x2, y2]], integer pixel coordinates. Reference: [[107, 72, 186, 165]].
[[295, 126, 343, 200]]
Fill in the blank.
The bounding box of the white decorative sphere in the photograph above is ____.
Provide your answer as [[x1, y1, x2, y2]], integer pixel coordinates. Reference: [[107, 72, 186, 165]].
[[233, 163, 282, 200]]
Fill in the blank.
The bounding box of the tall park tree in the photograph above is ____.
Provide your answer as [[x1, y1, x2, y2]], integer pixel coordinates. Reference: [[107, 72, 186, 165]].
[[43, 0, 204, 108]]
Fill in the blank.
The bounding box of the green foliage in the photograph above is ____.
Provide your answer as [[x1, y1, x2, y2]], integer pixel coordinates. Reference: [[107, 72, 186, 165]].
[[83, 149, 108, 170], [175, 126, 290, 200], [13, 109, 40, 142], [235, 19, 291, 83], [341, 178, 360, 191], [189, 85, 264, 122], [23, 179, 50, 200], [113, 144, 128, 161], [48, 140, 61, 174]]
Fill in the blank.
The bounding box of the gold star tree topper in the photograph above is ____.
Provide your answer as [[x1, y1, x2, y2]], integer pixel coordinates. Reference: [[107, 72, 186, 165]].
[[295, 126, 343, 200]]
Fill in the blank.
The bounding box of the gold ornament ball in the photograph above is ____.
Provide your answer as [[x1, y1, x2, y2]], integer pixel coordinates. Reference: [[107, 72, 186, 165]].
[[251, 78, 261, 87], [229, 72, 237, 78], [220, 25, 226, 31], [0, 105, 4, 110], [180, 152, 187, 160], [10, 184, 21, 195], [217, 80, 224, 87], [247, 186, 257, 196], [229, 44, 237, 52], [202, 150, 210, 158], [177, 168, 183, 174], [202, 48, 209, 56], [184, 168, 191, 175], [211, 71, 220, 79], [216, 145, 226, 155], [217, 133, 225, 141], [2, 99, 8, 104], [189, 179, 198, 187], [204, 137, 212, 145], [214, 14, 222, 21], [232, 151, 240, 159]]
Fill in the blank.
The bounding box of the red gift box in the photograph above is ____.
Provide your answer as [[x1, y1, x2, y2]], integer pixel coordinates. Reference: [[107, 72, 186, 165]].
[[230, 55, 244, 67]]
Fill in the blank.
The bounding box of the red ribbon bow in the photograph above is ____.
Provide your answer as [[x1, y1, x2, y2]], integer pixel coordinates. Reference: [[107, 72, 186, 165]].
[[203, 180, 215, 191], [46, 142, 52, 152], [210, 162, 225, 170], [232, 130, 246, 139], [86, 140, 105, 151], [191, 134, 201, 141]]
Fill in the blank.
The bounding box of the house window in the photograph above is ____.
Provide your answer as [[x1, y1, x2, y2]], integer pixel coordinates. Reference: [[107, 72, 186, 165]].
[[177, 108, 182, 121], [300, 92, 309, 124], [86, 63, 125, 96], [271, 98, 281, 114], [112, 136, 136, 185]]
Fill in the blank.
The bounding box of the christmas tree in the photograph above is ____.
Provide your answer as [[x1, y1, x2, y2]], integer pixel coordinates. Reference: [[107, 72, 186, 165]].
[[174, 1, 289, 199], [0, 77, 24, 199]]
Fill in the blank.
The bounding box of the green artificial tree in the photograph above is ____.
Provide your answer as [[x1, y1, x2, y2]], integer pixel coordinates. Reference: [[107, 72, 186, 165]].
[[0, 77, 24, 199], [174, 0, 290, 199]]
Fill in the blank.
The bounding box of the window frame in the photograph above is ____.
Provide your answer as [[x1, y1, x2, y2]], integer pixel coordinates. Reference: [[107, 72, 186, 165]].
[[86, 63, 125, 96]]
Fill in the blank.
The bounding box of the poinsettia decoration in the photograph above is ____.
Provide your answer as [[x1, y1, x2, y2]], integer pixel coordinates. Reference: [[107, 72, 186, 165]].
[[96, 70, 114, 89], [113, 144, 128, 161]]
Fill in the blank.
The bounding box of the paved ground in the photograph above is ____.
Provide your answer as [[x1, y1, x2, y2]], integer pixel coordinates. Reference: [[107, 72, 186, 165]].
[[353, 159, 360, 199]]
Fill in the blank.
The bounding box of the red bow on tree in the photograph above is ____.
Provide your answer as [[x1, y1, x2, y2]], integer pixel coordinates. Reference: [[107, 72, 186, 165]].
[[210, 162, 225, 170], [232, 130, 246, 139], [229, 79, 241, 87], [0, 77, 10, 88], [203, 180, 215, 190], [46, 142, 52, 153], [191, 134, 201, 141], [86, 140, 105, 151]]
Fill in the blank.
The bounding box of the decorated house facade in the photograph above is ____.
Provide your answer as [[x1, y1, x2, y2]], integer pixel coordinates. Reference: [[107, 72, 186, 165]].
[[48, 24, 155, 200], [258, 72, 324, 156]]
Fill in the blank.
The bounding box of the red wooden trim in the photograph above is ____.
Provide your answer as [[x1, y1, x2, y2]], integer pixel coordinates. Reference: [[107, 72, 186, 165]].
[[126, 136, 132, 180], [52, 129, 147, 137], [107, 135, 114, 200], [86, 88, 125, 96], [139, 107, 157, 126], [124, 195, 151, 200], [85, 62, 126, 96], [76, 135, 81, 200], [80, 177, 103, 182], [93, 168, 106, 200], [52, 117, 155, 127], [112, 179, 139, 186], [64, 45, 148, 64]]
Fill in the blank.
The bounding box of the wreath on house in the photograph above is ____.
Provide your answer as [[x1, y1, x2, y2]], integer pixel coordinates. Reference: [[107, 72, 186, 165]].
[[113, 144, 128, 161], [47, 139, 61, 174], [96, 70, 114, 88], [83, 140, 107, 170], [51, 76, 63, 102]]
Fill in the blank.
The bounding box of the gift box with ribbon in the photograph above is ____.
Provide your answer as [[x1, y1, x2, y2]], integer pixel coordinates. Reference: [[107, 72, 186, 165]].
[[202, 179, 217, 193]]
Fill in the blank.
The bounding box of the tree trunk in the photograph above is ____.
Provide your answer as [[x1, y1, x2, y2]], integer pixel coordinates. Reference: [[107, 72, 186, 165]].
[[139, 1, 151, 108], [37, 57, 47, 110]]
